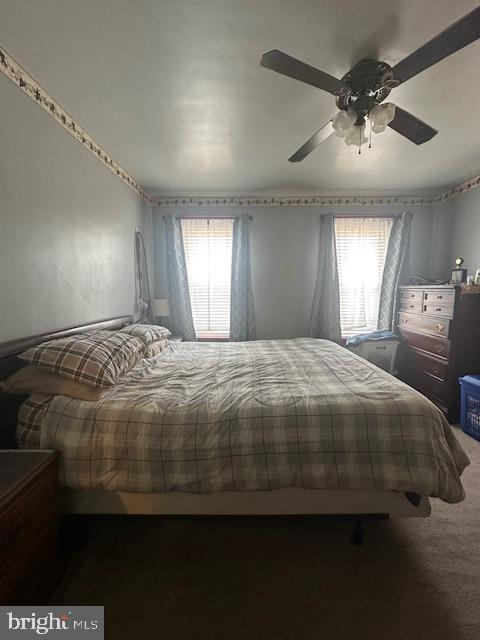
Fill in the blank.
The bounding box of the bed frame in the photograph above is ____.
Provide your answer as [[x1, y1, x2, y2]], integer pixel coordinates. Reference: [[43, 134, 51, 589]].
[[0, 316, 431, 526], [59, 487, 430, 518]]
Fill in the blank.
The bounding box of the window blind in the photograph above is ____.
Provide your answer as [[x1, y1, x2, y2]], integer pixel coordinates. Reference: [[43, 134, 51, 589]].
[[334, 217, 393, 337], [181, 218, 233, 338]]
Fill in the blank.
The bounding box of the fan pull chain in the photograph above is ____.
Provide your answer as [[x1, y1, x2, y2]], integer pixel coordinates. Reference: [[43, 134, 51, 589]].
[[358, 126, 362, 155], [369, 121, 372, 149]]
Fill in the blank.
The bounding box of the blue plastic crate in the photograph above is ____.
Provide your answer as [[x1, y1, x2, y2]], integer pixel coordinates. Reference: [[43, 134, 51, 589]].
[[459, 375, 480, 442]]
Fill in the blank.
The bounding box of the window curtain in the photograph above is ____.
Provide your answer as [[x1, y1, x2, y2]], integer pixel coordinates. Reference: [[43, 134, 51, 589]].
[[309, 213, 341, 341], [164, 214, 196, 341], [377, 211, 413, 330], [230, 213, 256, 341]]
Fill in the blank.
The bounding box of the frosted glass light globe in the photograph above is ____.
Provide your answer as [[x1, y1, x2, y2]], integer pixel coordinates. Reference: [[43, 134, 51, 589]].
[[332, 110, 356, 138], [344, 124, 368, 147], [369, 103, 396, 133]]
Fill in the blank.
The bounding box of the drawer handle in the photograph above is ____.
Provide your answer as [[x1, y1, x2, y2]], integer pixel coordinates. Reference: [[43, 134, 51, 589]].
[[435, 322, 445, 333], [410, 294, 415, 298], [435, 307, 442, 312], [435, 344, 444, 353], [409, 304, 415, 309], [401, 318, 408, 324], [435, 295, 443, 299]]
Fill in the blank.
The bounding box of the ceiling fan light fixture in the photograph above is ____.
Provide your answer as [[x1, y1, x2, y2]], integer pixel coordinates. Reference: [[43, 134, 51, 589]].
[[369, 102, 396, 133], [344, 123, 368, 148], [332, 109, 356, 138], [331, 103, 396, 152]]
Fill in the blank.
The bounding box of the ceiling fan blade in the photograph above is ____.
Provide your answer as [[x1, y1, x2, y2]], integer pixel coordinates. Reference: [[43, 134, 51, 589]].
[[260, 50, 347, 96], [288, 119, 334, 162], [392, 6, 480, 84], [388, 106, 438, 145]]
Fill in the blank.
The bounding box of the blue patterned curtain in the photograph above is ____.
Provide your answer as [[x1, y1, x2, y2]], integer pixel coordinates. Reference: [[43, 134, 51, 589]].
[[309, 214, 342, 341], [230, 214, 256, 341], [377, 211, 413, 330], [164, 214, 196, 341]]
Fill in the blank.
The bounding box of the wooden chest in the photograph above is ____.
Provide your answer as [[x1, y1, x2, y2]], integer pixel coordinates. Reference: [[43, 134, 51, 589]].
[[397, 285, 480, 421], [0, 450, 63, 604]]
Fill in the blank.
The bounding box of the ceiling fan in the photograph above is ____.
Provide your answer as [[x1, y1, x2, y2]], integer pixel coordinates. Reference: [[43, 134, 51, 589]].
[[260, 6, 480, 161]]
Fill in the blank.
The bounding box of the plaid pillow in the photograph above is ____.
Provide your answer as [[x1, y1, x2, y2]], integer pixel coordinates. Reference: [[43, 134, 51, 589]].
[[19, 330, 143, 388], [0, 365, 106, 401], [119, 323, 170, 345], [144, 338, 169, 358]]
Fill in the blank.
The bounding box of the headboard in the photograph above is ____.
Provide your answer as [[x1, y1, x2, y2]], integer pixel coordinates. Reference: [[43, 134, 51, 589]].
[[0, 314, 132, 447]]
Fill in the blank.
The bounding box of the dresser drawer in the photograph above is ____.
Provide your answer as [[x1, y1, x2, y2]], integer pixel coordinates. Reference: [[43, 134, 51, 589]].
[[423, 290, 455, 305], [409, 348, 449, 381], [422, 302, 454, 318], [0, 465, 56, 576], [398, 328, 451, 360], [400, 290, 424, 303], [409, 369, 450, 405], [400, 300, 423, 313], [398, 312, 451, 338]]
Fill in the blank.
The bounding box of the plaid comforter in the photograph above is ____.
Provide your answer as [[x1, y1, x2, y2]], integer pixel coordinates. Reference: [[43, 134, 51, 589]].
[[17, 339, 469, 502]]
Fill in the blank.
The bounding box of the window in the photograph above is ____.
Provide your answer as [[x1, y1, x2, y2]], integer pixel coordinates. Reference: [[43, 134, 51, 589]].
[[181, 218, 233, 339], [334, 217, 393, 337]]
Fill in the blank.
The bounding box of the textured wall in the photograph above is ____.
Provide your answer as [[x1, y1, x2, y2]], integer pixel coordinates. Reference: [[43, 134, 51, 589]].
[[0, 74, 153, 342], [430, 190, 480, 281], [430, 200, 454, 280], [153, 204, 435, 340], [445, 189, 480, 278]]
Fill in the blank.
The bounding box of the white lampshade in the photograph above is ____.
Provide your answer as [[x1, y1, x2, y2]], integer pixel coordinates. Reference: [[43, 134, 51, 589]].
[[152, 298, 170, 317]]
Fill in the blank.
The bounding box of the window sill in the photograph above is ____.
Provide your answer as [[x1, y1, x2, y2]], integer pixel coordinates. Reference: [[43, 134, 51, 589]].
[[196, 332, 230, 342], [341, 329, 377, 339]]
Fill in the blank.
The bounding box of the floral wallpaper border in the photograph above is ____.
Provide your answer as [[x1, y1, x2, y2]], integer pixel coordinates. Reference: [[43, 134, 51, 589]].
[[151, 194, 437, 207], [435, 173, 480, 205], [2, 45, 480, 209], [152, 173, 480, 207], [0, 46, 151, 203]]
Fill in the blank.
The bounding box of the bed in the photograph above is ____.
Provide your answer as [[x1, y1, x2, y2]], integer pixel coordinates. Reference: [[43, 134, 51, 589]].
[[2, 318, 468, 517]]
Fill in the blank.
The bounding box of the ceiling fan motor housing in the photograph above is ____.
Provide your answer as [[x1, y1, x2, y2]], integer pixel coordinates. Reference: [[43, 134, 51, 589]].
[[336, 59, 399, 123]]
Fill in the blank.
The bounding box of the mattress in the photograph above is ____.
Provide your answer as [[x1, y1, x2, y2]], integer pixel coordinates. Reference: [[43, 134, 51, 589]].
[[17, 338, 469, 502]]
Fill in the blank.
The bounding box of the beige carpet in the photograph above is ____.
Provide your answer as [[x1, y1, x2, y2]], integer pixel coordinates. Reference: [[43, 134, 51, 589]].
[[51, 427, 480, 640]]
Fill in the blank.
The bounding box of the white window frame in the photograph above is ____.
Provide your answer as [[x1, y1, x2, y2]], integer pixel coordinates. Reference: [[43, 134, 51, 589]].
[[334, 215, 393, 338], [181, 217, 233, 340]]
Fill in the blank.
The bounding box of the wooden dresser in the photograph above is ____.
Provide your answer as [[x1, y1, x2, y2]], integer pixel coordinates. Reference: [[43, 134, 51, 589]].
[[397, 284, 480, 421], [0, 450, 64, 604]]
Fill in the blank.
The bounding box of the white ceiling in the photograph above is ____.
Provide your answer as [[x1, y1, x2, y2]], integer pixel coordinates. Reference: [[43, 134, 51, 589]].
[[1, 0, 480, 195]]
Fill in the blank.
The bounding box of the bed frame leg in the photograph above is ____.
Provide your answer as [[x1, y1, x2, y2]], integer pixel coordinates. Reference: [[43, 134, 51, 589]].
[[351, 518, 365, 546]]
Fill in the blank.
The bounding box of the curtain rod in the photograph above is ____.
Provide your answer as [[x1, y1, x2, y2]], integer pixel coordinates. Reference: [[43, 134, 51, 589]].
[[162, 215, 253, 221], [332, 214, 400, 219]]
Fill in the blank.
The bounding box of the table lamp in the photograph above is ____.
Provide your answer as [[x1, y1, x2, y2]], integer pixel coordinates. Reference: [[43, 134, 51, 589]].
[[152, 298, 170, 323]]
